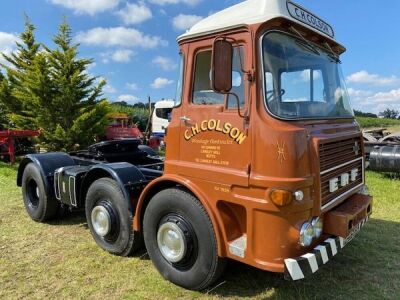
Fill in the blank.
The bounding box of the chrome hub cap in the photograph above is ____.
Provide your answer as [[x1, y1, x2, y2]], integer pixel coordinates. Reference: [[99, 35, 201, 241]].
[[157, 222, 186, 263], [91, 205, 111, 237]]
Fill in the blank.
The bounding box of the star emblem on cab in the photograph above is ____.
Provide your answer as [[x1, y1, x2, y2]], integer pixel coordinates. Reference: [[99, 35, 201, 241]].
[[277, 141, 286, 164]]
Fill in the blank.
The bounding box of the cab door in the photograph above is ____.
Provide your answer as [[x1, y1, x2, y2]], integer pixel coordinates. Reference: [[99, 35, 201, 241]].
[[177, 33, 252, 187]]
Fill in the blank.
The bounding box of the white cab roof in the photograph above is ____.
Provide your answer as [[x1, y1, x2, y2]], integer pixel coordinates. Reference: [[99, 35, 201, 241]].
[[178, 0, 336, 42], [155, 100, 175, 109]]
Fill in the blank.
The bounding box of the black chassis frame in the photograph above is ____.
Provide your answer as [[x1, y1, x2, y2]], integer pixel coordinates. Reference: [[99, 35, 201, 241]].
[[17, 139, 164, 212]]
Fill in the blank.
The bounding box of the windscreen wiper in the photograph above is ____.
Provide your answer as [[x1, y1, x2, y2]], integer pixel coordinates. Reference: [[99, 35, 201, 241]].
[[323, 42, 341, 63], [289, 26, 320, 56]]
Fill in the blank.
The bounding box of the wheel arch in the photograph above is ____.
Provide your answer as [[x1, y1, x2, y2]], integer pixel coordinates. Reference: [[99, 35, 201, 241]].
[[134, 175, 226, 257], [17, 153, 75, 201], [80, 163, 146, 212]]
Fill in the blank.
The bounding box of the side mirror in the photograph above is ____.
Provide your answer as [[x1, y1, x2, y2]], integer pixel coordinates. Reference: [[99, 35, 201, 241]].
[[212, 39, 233, 93]]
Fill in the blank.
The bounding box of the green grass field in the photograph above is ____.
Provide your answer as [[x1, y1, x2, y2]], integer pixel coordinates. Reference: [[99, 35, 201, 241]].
[[356, 116, 400, 130], [0, 163, 399, 299]]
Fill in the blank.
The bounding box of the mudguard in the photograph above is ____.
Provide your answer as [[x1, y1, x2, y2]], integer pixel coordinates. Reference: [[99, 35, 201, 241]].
[[17, 153, 75, 198], [80, 162, 147, 211]]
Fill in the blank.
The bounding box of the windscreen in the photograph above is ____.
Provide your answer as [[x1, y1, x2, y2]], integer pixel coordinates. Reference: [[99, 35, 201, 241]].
[[262, 32, 354, 120]]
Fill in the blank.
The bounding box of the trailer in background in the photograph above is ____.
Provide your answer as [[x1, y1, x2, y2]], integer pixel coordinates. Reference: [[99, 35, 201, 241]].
[[0, 130, 40, 164]]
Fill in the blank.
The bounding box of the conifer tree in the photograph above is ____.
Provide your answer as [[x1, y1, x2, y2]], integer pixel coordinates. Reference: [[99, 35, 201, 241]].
[[43, 20, 110, 150], [0, 18, 110, 150], [0, 18, 40, 128]]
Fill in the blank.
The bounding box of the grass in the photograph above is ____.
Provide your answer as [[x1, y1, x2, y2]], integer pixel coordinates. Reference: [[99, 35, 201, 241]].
[[0, 163, 399, 299], [356, 116, 400, 130]]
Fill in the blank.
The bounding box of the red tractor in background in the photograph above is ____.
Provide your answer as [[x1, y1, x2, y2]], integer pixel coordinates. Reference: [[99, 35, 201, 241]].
[[104, 112, 167, 153], [105, 113, 144, 141], [0, 129, 40, 164]]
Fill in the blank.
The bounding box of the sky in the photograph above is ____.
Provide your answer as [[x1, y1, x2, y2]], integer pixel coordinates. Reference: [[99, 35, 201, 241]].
[[0, 0, 400, 114]]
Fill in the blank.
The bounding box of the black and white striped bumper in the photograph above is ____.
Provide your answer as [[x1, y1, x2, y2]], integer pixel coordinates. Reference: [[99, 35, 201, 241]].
[[284, 216, 369, 281]]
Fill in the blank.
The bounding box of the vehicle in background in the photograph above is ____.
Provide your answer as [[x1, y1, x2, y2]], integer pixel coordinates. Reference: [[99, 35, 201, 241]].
[[363, 129, 400, 172], [105, 113, 144, 141], [0, 130, 40, 164], [148, 100, 174, 150]]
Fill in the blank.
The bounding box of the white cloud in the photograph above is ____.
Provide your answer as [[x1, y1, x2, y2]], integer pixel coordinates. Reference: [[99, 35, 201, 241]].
[[347, 88, 373, 98], [75, 27, 167, 48], [172, 14, 203, 31], [101, 49, 135, 63], [116, 2, 152, 25], [151, 77, 174, 89], [346, 71, 400, 86], [149, 0, 202, 6], [117, 94, 140, 103], [152, 56, 177, 71], [112, 49, 135, 62], [49, 0, 119, 15], [350, 88, 400, 114], [126, 83, 139, 91], [0, 32, 21, 66], [103, 84, 117, 93], [365, 89, 400, 104]]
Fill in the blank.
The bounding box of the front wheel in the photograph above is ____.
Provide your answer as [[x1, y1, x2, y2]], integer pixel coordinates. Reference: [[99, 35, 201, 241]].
[[85, 178, 143, 256], [143, 188, 226, 290]]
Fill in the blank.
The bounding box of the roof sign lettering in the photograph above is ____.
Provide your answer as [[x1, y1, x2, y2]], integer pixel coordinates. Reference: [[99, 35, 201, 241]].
[[287, 2, 334, 38]]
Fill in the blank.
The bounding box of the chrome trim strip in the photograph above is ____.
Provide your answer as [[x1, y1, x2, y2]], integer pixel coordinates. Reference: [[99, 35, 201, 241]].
[[54, 171, 60, 200], [54, 167, 64, 201], [69, 176, 77, 207], [321, 182, 364, 211], [320, 157, 363, 175]]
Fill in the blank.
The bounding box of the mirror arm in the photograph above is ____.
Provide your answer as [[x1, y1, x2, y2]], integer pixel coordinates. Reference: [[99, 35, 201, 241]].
[[226, 92, 246, 119]]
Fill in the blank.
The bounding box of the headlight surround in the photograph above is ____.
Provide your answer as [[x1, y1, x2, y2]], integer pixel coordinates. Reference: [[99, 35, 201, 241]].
[[311, 217, 324, 238], [299, 222, 314, 247]]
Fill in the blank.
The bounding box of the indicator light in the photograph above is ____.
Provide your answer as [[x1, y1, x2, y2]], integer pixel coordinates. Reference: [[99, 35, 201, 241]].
[[270, 189, 293, 206]]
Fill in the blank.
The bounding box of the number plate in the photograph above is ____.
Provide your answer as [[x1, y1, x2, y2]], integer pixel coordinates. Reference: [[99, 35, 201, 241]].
[[344, 225, 361, 245]]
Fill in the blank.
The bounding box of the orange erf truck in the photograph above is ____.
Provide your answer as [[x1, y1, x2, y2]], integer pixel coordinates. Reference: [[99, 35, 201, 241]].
[[17, 0, 372, 291]]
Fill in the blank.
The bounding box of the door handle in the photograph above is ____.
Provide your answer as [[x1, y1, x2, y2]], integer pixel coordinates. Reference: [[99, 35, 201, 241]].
[[180, 116, 191, 122]]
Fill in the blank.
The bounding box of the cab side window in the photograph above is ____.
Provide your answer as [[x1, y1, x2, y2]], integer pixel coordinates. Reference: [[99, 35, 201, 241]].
[[192, 47, 245, 108]]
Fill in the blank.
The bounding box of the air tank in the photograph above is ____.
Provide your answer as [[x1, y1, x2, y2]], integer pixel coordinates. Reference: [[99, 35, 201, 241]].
[[369, 145, 400, 173]]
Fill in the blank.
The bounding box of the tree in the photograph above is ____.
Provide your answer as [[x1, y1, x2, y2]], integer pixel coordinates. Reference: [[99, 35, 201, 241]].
[[0, 19, 110, 151], [0, 18, 41, 129], [379, 108, 399, 119], [0, 71, 10, 129], [42, 20, 110, 150], [354, 110, 378, 118]]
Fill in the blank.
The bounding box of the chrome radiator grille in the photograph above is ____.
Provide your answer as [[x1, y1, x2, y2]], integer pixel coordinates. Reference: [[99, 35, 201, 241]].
[[319, 136, 364, 209]]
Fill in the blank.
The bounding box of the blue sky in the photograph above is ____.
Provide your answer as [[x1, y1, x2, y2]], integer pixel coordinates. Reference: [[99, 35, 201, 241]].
[[0, 0, 399, 114]]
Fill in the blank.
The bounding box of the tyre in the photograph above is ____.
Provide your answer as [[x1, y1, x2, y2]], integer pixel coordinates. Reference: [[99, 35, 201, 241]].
[[85, 178, 143, 256], [143, 188, 226, 290], [21, 163, 59, 222], [138, 145, 158, 157]]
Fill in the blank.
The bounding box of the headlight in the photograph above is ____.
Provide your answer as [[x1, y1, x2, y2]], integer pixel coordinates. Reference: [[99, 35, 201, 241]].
[[311, 217, 323, 238], [299, 222, 314, 247]]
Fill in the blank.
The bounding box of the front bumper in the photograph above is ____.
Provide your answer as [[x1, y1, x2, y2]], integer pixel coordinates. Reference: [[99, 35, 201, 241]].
[[284, 192, 372, 281], [284, 216, 369, 280]]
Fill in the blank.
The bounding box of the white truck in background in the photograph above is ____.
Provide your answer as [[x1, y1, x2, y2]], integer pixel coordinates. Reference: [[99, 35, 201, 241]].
[[151, 100, 174, 138]]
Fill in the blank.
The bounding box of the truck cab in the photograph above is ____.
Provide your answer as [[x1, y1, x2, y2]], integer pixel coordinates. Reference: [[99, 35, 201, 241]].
[[161, 0, 371, 280], [18, 0, 372, 291], [151, 100, 174, 137]]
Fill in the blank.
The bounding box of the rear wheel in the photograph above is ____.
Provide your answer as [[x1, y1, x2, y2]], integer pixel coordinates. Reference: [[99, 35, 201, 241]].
[[143, 188, 226, 290], [85, 178, 143, 256], [21, 163, 59, 222]]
